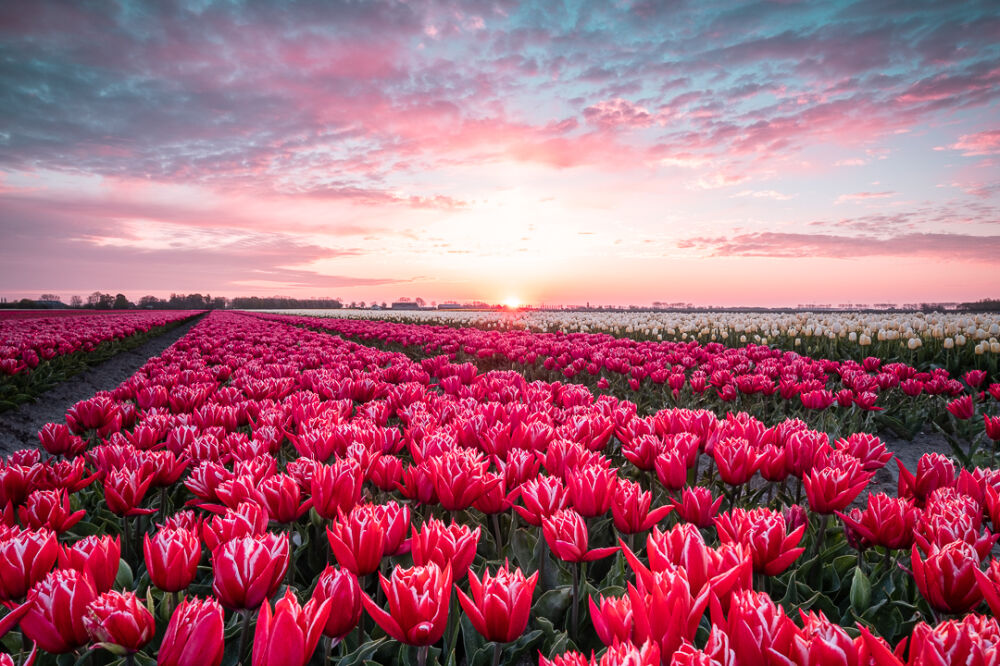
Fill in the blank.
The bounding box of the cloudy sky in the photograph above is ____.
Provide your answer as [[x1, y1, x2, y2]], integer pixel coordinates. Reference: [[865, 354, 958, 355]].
[[1, 0, 998, 306]]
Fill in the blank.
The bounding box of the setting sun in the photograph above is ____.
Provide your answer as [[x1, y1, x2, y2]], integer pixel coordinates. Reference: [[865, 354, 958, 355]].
[[503, 297, 521, 309]]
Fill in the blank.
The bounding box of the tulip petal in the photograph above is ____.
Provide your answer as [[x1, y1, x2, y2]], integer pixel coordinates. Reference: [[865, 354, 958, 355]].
[[360, 594, 406, 644]]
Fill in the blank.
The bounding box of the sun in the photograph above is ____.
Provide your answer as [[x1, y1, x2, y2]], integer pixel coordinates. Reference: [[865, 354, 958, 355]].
[[503, 297, 521, 309]]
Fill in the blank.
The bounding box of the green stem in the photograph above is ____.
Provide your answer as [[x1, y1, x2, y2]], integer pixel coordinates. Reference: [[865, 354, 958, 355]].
[[491, 513, 504, 556], [492, 642, 502, 666], [417, 645, 429, 666], [571, 562, 580, 642], [238, 609, 253, 666], [126, 654, 136, 666]]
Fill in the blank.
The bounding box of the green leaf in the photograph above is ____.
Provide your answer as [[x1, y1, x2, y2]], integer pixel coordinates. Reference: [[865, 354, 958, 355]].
[[850, 567, 871, 612], [338, 638, 388, 666], [115, 559, 133, 589], [532, 587, 571, 627]]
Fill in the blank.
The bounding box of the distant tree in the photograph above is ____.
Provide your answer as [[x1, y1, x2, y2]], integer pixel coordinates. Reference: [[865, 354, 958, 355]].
[[113, 293, 131, 309], [381, 301, 387, 308], [69, 295, 83, 308], [138, 295, 162, 309], [415, 297, 426, 307], [17, 298, 35, 308], [358, 301, 366, 308], [211, 296, 228, 310], [39, 293, 60, 302]]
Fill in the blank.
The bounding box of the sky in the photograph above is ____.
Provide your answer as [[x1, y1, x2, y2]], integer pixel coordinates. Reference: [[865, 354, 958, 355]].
[[1, 0, 999, 307]]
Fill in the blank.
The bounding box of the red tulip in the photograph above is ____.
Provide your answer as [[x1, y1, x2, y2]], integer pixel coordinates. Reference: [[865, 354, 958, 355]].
[[624, 434, 666, 471], [713, 590, 800, 666], [803, 458, 872, 514], [428, 449, 493, 511], [790, 610, 862, 666], [800, 389, 835, 410], [38, 422, 86, 457], [158, 596, 225, 666], [371, 501, 412, 556], [512, 475, 569, 526], [211, 533, 290, 610], [861, 614, 1000, 666], [654, 449, 689, 491], [837, 493, 918, 551], [984, 415, 1000, 442], [104, 467, 156, 516], [588, 592, 633, 646], [715, 508, 805, 576], [612, 479, 673, 534], [835, 432, 893, 472], [411, 517, 481, 580], [202, 501, 269, 552], [59, 535, 121, 593], [628, 565, 711, 658], [253, 588, 331, 666], [644, 524, 750, 601], [257, 473, 310, 523], [20, 568, 97, 653], [84, 590, 155, 654], [144, 527, 201, 592], [17, 488, 84, 535], [599, 641, 661, 666], [897, 453, 956, 505], [66, 395, 122, 437], [456, 561, 537, 643], [311, 459, 363, 520], [946, 394, 975, 419], [312, 566, 362, 641], [911, 541, 983, 614], [714, 437, 763, 486], [566, 463, 618, 517], [361, 563, 452, 646], [542, 509, 619, 563], [327, 504, 388, 576], [0, 528, 59, 601], [669, 486, 722, 528]]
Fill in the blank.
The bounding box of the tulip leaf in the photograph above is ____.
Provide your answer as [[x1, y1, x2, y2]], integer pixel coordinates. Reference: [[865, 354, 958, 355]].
[[532, 587, 571, 627], [337, 637, 388, 666], [850, 566, 871, 612], [510, 528, 537, 575], [460, 612, 488, 664], [115, 559, 133, 589]]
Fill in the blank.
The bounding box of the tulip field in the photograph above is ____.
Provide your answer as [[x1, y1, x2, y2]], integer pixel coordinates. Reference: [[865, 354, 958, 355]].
[[1, 310, 1000, 666]]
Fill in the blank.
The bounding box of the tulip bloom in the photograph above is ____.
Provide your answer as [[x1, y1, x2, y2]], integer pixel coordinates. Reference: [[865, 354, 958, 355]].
[[158, 597, 225, 666], [946, 394, 975, 419], [20, 569, 97, 653], [327, 505, 387, 577], [803, 460, 872, 514], [512, 475, 569, 526], [457, 562, 537, 644], [253, 588, 331, 666], [18, 489, 85, 534], [0, 528, 59, 601], [715, 508, 805, 576], [104, 467, 156, 517], [897, 454, 956, 505], [628, 566, 710, 658], [211, 533, 289, 610], [985, 415, 1000, 442], [611, 479, 673, 534], [837, 493, 919, 552], [654, 449, 689, 491], [428, 449, 492, 511], [713, 437, 763, 486], [310, 459, 363, 520], [669, 486, 723, 528], [202, 501, 269, 552], [714, 590, 800, 666], [911, 541, 983, 614], [566, 464, 618, 517], [84, 590, 156, 654], [59, 535, 121, 593], [790, 610, 863, 666], [589, 592, 633, 646], [542, 509, 619, 563], [361, 563, 452, 646], [312, 566, 362, 641], [861, 614, 1000, 666], [144, 527, 201, 592], [411, 518, 481, 580]]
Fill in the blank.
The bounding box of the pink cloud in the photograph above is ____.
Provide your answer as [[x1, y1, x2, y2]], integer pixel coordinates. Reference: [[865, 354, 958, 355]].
[[835, 191, 896, 204], [679, 231, 1000, 262], [583, 98, 656, 129], [946, 130, 1000, 156]]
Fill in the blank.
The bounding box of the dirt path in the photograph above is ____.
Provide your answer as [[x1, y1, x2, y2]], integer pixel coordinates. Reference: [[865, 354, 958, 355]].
[[0, 314, 204, 458]]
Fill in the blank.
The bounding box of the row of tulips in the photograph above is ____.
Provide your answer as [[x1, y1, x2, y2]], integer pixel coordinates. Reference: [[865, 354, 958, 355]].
[[0, 311, 998, 665], [246, 312, 999, 449], [0, 311, 203, 413], [262, 308, 1000, 378]]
